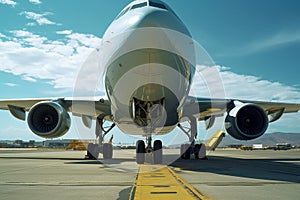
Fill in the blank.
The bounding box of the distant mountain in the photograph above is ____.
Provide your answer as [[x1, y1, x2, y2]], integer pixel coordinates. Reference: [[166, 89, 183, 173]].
[[219, 132, 300, 147]]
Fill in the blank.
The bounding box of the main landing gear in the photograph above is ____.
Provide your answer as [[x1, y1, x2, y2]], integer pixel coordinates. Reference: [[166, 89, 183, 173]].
[[86, 116, 206, 163], [86, 117, 116, 160], [178, 117, 207, 160], [136, 136, 163, 164]]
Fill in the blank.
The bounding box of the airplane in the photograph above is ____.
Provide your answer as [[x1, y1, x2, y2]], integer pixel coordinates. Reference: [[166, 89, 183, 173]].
[[1, 0, 300, 164]]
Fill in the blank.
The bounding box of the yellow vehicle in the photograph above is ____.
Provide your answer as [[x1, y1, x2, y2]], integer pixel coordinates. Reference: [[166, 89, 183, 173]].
[[240, 145, 253, 151]]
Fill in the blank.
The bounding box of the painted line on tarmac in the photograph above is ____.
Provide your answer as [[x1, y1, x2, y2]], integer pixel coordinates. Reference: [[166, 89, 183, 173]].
[[129, 164, 212, 200]]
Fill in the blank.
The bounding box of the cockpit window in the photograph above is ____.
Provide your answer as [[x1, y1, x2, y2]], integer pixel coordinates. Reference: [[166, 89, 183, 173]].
[[115, 1, 168, 21], [131, 2, 147, 10], [115, 6, 130, 20], [149, 1, 167, 10]]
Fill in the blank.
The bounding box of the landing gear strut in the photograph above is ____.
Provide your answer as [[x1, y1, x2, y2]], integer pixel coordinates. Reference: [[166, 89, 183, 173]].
[[86, 117, 115, 160], [136, 135, 163, 165]]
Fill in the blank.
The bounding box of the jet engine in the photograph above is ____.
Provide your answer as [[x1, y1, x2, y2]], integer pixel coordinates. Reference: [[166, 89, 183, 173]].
[[27, 101, 70, 138], [225, 103, 268, 140]]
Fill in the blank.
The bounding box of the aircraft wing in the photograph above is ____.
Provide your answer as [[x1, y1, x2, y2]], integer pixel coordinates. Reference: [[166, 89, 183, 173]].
[[183, 96, 300, 125], [0, 98, 53, 111], [0, 97, 112, 121]]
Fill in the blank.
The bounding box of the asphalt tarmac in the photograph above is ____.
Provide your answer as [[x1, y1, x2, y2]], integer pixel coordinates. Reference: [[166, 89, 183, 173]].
[[0, 148, 299, 200]]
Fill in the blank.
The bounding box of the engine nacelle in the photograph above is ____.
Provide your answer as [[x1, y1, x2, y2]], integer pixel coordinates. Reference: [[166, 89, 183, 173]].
[[225, 103, 268, 140], [27, 101, 71, 138]]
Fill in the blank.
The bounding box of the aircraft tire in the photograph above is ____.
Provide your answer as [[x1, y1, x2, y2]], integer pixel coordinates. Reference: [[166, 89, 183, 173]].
[[194, 144, 201, 159], [103, 143, 113, 159], [136, 140, 145, 164], [180, 144, 191, 160], [153, 140, 163, 164], [185, 146, 191, 160], [87, 143, 99, 159]]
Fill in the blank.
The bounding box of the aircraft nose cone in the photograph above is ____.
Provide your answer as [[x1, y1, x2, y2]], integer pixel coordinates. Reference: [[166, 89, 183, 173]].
[[137, 11, 161, 27], [134, 10, 190, 35]]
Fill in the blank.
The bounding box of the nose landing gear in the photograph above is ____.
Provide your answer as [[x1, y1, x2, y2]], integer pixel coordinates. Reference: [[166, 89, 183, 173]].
[[136, 136, 163, 164]]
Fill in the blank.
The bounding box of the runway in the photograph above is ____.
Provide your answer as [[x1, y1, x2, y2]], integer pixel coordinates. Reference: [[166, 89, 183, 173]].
[[0, 148, 299, 200]]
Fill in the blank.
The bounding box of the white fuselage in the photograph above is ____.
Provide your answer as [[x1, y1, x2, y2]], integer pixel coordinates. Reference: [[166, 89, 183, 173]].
[[102, 1, 196, 136]]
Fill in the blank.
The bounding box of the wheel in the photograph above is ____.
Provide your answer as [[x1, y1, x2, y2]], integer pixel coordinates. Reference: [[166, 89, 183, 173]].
[[87, 143, 93, 159], [185, 145, 192, 160], [103, 143, 113, 159], [153, 140, 162, 164], [198, 144, 208, 160], [87, 143, 99, 159], [194, 144, 201, 159], [136, 140, 145, 164], [180, 144, 191, 159], [180, 144, 185, 159]]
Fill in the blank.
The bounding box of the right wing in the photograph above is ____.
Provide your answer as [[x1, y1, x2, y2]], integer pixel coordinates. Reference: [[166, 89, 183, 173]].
[[183, 96, 300, 121], [182, 96, 300, 140]]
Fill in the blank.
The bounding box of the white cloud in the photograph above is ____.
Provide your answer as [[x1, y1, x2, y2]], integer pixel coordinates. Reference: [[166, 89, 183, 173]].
[[0, 0, 16, 7], [9, 30, 48, 46], [243, 29, 300, 55], [4, 83, 18, 87], [66, 33, 103, 48], [221, 70, 300, 103], [0, 30, 102, 90], [29, 0, 41, 4], [11, 30, 36, 37], [20, 11, 57, 26], [56, 30, 72, 35], [26, 22, 36, 27], [0, 33, 7, 38], [22, 76, 37, 82], [191, 65, 300, 103]]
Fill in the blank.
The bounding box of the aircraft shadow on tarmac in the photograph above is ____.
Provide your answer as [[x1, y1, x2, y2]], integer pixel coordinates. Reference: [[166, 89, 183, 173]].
[[1, 152, 300, 183], [65, 158, 136, 165], [0, 156, 83, 161], [0, 156, 135, 165], [170, 155, 300, 184], [117, 187, 132, 200]]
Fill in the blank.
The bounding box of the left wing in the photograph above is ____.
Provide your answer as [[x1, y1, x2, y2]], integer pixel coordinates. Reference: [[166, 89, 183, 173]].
[[0, 98, 52, 112], [0, 97, 112, 119], [0, 97, 112, 138]]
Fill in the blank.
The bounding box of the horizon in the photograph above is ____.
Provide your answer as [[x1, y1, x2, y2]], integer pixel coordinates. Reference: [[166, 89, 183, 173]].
[[1, 132, 299, 143]]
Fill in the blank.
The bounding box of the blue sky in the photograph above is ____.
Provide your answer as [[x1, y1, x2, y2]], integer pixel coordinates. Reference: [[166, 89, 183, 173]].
[[0, 0, 300, 142]]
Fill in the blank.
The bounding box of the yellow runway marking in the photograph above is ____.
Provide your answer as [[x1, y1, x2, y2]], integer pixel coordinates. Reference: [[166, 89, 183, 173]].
[[130, 165, 212, 200]]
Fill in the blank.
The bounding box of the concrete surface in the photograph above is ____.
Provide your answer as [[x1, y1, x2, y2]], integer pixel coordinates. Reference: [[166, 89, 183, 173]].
[[171, 149, 300, 200], [0, 148, 299, 200]]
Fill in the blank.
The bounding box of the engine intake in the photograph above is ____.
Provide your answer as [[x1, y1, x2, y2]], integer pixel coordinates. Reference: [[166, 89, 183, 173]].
[[225, 103, 268, 140], [27, 101, 70, 138]]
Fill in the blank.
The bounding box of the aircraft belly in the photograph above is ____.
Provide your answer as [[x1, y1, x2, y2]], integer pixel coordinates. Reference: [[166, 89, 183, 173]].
[[105, 49, 190, 102], [116, 119, 177, 136], [105, 48, 191, 135]]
